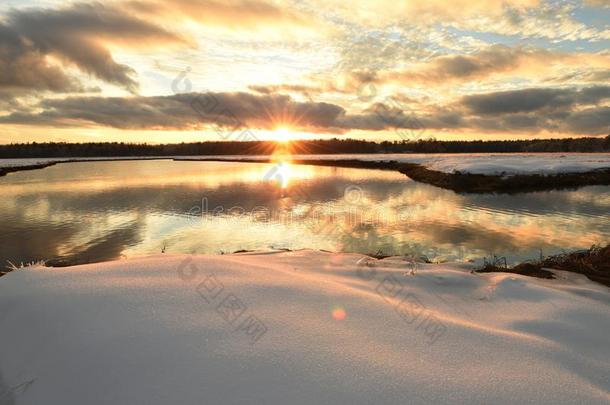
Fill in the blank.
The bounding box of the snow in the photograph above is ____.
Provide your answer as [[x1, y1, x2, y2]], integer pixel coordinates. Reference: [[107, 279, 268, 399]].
[[1, 250, 609, 404], [183, 153, 610, 176], [420, 153, 610, 175], [1, 153, 609, 176]]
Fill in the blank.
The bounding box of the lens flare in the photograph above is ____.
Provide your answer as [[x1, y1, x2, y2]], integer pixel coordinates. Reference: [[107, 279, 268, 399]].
[[331, 306, 347, 321]]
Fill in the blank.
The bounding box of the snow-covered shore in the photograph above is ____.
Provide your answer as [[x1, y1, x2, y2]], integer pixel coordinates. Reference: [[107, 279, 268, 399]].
[[2, 152, 610, 176], [1, 250, 609, 404], [185, 153, 610, 176]]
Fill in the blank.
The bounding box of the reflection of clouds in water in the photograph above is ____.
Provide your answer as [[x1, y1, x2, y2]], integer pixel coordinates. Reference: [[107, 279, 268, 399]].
[[1, 217, 78, 266], [0, 160, 609, 265], [48, 218, 145, 265], [356, 184, 609, 261], [466, 187, 610, 219]]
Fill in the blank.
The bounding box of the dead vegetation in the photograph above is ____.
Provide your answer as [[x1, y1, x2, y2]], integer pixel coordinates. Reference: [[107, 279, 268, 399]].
[[539, 244, 610, 286], [477, 244, 610, 287]]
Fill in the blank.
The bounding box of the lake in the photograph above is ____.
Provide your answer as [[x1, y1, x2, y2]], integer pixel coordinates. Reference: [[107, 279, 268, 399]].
[[1, 159, 609, 267]]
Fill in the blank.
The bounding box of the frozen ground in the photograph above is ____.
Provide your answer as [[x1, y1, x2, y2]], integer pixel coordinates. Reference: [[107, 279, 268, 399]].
[[1, 250, 609, 404], [1, 153, 609, 176]]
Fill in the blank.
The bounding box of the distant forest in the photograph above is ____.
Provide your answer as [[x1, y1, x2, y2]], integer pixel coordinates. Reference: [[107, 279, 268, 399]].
[[1, 136, 610, 158]]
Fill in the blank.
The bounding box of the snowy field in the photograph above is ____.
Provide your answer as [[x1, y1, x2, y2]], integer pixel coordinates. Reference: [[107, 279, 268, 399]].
[[2, 153, 609, 176], [1, 250, 609, 404]]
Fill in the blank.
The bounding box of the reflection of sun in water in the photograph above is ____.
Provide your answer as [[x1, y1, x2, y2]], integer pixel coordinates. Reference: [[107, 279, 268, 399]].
[[276, 162, 291, 188], [266, 161, 292, 189]]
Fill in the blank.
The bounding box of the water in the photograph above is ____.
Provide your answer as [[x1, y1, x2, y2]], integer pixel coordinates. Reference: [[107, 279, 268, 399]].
[[1, 159, 608, 267]]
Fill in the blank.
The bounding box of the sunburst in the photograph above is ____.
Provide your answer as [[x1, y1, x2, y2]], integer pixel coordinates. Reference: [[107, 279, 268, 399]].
[[271, 126, 294, 143]]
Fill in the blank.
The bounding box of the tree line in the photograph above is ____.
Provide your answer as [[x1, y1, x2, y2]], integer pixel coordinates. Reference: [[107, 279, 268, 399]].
[[1, 136, 609, 158]]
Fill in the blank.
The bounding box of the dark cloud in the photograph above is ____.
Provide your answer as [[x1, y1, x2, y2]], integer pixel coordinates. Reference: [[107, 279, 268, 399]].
[[579, 86, 610, 104], [0, 23, 84, 95], [428, 45, 527, 79], [0, 2, 184, 95], [564, 107, 610, 134], [461, 86, 610, 115], [462, 88, 574, 115], [0, 92, 346, 131], [383, 45, 555, 84], [2, 85, 608, 136]]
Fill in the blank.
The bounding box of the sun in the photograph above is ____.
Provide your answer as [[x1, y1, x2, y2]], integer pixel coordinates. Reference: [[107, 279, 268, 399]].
[[272, 126, 294, 143]]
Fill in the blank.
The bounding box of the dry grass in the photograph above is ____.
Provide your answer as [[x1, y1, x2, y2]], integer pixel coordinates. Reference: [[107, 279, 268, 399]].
[[477, 244, 610, 287], [539, 244, 610, 287], [478, 262, 556, 279], [1, 260, 46, 277]]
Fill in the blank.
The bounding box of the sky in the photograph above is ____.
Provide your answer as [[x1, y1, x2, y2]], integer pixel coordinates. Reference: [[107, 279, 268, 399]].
[[0, 0, 609, 144]]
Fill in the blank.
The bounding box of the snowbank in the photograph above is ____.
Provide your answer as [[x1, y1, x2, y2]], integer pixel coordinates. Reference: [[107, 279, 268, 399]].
[[1, 250, 608, 404], [421, 153, 610, 175]]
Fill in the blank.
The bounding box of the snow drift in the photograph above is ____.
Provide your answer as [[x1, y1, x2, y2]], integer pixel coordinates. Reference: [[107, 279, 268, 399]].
[[0, 250, 609, 404]]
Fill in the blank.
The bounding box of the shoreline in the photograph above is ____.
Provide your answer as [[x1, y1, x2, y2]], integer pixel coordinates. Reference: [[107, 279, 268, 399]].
[[2, 154, 610, 193], [178, 156, 610, 193], [0, 157, 170, 177], [6, 244, 610, 288]]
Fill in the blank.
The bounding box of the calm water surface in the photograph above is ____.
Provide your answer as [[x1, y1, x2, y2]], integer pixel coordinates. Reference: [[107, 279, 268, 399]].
[[1, 159, 609, 267]]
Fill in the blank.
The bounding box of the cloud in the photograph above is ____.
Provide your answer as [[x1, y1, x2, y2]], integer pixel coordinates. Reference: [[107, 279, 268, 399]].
[[385, 45, 551, 83], [0, 23, 84, 95], [299, 0, 541, 27], [0, 92, 346, 132], [446, 86, 610, 134], [461, 108, 610, 135], [248, 84, 323, 98], [462, 88, 574, 115], [377, 45, 610, 87], [5, 2, 185, 93], [444, 1, 610, 42], [585, 0, 610, 7], [461, 86, 610, 115], [550, 69, 610, 84], [564, 107, 610, 134], [2, 86, 609, 136], [126, 0, 324, 36], [0, 0, 324, 98]]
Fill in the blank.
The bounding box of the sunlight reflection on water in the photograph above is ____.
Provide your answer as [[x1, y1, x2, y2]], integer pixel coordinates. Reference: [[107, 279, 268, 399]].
[[0, 159, 608, 267]]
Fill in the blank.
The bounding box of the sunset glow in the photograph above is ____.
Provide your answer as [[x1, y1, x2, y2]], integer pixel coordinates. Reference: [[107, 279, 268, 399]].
[[0, 1, 608, 144]]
